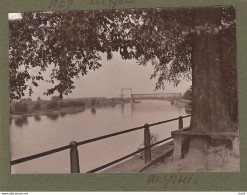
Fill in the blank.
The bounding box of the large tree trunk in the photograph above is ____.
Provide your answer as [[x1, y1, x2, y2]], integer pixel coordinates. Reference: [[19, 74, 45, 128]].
[[180, 7, 238, 171], [190, 6, 237, 133]]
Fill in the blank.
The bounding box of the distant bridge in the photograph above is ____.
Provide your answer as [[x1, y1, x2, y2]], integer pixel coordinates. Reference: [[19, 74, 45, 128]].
[[120, 88, 182, 102], [132, 93, 182, 100]]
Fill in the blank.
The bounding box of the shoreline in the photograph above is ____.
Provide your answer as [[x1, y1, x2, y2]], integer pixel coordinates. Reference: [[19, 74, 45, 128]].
[[10, 99, 189, 120], [102, 140, 174, 173], [10, 101, 125, 119]]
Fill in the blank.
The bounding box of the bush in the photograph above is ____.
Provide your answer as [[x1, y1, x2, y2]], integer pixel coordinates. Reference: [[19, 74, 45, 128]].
[[66, 100, 85, 107], [47, 100, 85, 109], [183, 86, 192, 101], [33, 102, 41, 110], [13, 102, 28, 113], [137, 133, 159, 160], [60, 101, 69, 108], [91, 99, 96, 106], [47, 101, 59, 110]]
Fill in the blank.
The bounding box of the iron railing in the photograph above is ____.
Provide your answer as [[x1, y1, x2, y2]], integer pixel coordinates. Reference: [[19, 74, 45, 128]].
[[10, 115, 191, 173]]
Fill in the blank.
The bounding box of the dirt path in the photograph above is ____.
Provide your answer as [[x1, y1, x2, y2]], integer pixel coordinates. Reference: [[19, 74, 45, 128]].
[[102, 141, 174, 173]]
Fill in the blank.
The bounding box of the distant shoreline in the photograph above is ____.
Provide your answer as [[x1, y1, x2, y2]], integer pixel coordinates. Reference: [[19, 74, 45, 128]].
[[10, 101, 124, 119], [10, 98, 189, 120]]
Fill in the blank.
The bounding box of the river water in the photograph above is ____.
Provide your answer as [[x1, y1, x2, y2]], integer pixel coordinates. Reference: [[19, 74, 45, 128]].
[[10, 100, 190, 174]]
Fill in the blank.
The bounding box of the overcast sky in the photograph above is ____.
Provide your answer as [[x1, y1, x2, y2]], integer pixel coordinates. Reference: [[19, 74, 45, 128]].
[[28, 52, 191, 100]]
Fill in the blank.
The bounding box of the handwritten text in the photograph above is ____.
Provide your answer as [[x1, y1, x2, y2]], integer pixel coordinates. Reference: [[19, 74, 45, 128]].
[[147, 173, 198, 189], [49, 0, 74, 9], [89, 0, 136, 9]]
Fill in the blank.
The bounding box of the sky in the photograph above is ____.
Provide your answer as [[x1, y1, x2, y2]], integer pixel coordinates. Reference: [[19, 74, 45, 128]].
[[28, 52, 191, 100]]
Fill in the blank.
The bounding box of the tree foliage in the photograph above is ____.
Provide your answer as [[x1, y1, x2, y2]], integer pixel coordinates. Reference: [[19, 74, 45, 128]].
[[183, 86, 192, 101], [33, 102, 41, 110], [13, 102, 28, 113], [9, 6, 235, 101]]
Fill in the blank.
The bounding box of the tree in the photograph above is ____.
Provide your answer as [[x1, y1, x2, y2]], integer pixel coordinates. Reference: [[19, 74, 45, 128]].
[[190, 7, 237, 133], [33, 102, 41, 110], [91, 99, 96, 106], [183, 86, 192, 101], [51, 96, 59, 101], [9, 7, 237, 170], [181, 7, 238, 171], [9, 9, 195, 100], [13, 102, 28, 113]]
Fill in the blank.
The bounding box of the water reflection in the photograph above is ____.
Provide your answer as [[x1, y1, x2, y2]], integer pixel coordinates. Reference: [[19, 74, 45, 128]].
[[121, 102, 124, 117], [120, 100, 180, 117], [91, 108, 96, 115], [68, 108, 86, 115], [60, 112, 66, 117], [132, 103, 177, 112], [10, 100, 191, 173], [15, 116, 28, 127], [46, 113, 59, 120], [34, 115, 41, 121]]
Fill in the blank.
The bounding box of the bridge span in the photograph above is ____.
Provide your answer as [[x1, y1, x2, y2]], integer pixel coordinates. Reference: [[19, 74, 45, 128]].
[[120, 88, 182, 102]]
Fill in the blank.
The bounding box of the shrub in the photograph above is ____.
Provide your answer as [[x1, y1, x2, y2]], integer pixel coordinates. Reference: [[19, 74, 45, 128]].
[[183, 86, 192, 101], [13, 102, 28, 113], [60, 101, 68, 108], [47, 101, 59, 110], [91, 99, 96, 106], [33, 102, 41, 110], [66, 100, 85, 107], [137, 133, 159, 160]]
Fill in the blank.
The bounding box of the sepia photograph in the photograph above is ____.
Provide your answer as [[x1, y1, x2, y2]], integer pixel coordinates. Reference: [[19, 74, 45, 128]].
[[8, 6, 239, 174]]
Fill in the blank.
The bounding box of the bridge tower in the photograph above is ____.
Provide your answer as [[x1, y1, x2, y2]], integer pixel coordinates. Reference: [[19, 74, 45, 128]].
[[121, 88, 133, 103]]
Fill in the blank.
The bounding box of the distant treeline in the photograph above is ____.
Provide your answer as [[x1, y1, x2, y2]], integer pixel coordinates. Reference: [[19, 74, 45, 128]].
[[47, 100, 86, 110], [10, 97, 120, 114]]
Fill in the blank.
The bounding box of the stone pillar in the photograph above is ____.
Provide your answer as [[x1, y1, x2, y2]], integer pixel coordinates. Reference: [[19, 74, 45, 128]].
[[173, 135, 190, 160]]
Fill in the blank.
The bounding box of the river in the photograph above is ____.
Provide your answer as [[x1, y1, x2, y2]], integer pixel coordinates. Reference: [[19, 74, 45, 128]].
[[10, 99, 191, 173]]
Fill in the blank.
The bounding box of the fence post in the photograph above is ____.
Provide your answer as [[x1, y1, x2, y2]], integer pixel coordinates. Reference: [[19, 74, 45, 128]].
[[179, 116, 183, 129], [144, 124, 151, 164], [70, 141, 80, 173]]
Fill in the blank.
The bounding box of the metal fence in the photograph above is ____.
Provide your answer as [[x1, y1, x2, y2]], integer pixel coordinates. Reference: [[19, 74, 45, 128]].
[[10, 115, 191, 173]]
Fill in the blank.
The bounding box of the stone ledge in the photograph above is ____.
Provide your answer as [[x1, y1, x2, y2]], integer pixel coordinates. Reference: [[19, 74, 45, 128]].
[[171, 128, 239, 160], [171, 129, 238, 140]]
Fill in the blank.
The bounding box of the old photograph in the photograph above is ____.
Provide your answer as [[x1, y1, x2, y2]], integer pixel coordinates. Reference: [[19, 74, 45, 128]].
[[9, 6, 239, 174]]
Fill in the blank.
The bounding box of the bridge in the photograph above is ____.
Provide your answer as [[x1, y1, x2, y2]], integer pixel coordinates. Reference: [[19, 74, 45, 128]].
[[120, 88, 182, 102]]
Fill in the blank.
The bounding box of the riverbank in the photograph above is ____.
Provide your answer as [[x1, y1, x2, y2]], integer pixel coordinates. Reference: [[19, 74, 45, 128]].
[[102, 140, 174, 173], [142, 144, 240, 172], [102, 138, 239, 173], [10, 102, 122, 119]]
